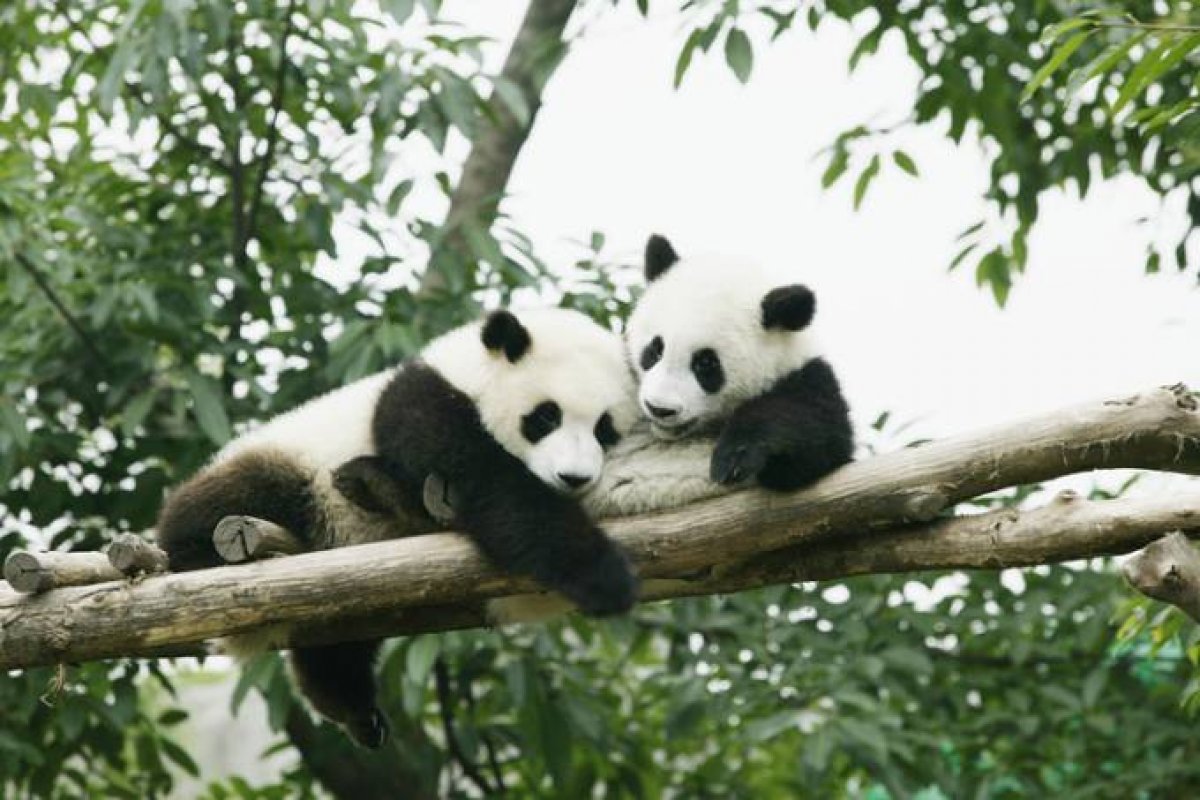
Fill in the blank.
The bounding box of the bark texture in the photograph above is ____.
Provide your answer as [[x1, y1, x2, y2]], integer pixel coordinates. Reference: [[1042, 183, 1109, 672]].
[[1124, 531, 1200, 622]]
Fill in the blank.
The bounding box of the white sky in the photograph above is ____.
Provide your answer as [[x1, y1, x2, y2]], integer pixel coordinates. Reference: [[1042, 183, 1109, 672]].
[[434, 1, 1200, 440]]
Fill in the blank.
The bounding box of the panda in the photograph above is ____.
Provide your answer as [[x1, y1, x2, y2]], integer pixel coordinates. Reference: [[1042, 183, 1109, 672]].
[[624, 234, 854, 492], [155, 307, 640, 748]]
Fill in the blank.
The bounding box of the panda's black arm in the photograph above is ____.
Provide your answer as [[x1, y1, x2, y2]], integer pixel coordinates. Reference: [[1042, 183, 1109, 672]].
[[711, 357, 854, 492], [371, 363, 637, 616]]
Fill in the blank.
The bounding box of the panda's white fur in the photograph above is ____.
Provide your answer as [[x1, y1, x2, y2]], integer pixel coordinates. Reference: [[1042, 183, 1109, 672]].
[[626, 253, 823, 439]]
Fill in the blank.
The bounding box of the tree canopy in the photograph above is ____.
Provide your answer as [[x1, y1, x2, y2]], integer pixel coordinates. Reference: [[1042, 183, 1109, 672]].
[[2, 1, 1199, 797]]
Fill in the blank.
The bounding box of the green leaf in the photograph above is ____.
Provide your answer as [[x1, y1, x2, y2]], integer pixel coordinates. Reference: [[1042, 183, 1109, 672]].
[[184, 371, 232, 445], [159, 737, 199, 777], [1067, 31, 1148, 96], [119, 388, 157, 437], [674, 29, 702, 88], [724, 28, 754, 84], [383, 0, 416, 25], [892, 150, 919, 177], [406, 636, 440, 687], [0, 399, 29, 448], [492, 77, 530, 126], [853, 154, 881, 210], [1021, 30, 1091, 102], [1040, 17, 1092, 44], [745, 710, 805, 742], [1111, 36, 1175, 116], [821, 150, 850, 188]]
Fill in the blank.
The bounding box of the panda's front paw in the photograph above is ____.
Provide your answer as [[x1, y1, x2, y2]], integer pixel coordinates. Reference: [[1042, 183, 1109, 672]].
[[333, 457, 394, 514], [564, 544, 639, 617], [711, 430, 773, 486]]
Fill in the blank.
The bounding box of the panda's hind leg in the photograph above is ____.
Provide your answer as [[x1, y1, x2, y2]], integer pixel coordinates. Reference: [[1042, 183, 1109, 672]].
[[156, 449, 318, 572], [290, 639, 389, 749]]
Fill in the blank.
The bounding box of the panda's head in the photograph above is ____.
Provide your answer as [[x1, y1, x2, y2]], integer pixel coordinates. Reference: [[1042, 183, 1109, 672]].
[[626, 235, 820, 439], [423, 307, 637, 494]]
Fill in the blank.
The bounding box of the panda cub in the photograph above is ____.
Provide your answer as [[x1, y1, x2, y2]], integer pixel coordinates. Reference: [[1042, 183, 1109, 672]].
[[156, 308, 639, 748], [626, 235, 854, 491]]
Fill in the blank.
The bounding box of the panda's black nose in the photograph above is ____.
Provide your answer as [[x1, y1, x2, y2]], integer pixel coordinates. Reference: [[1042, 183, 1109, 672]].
[[558, 473, 592, 489], [645, 402, 679, 420]]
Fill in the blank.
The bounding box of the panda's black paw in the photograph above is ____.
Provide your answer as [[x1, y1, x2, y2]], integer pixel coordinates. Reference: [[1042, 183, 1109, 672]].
[[564, 544, 639, 617], [711, 432, 773, 486], [333, 457, 395, 514], [345, 706, 391, 750]]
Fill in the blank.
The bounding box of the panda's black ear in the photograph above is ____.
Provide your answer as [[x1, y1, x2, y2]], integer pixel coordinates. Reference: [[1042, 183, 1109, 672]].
[[761, 285, 816, 331], [481, 310, 531, 363], [644, 234, 679, 282]]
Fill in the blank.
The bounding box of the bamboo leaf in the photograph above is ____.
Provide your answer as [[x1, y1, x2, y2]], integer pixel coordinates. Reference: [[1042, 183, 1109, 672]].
[[1021, 31, 1092, 102], [724, 28, 754, 84], [853, 154, 881, 210]]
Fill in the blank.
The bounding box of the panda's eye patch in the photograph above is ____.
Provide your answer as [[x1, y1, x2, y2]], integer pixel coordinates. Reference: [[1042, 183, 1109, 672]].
[[594, 412, 621, 449], [640, 336, 664, 371], [521, 401, 562, 444], [691, 348, 725, 394]]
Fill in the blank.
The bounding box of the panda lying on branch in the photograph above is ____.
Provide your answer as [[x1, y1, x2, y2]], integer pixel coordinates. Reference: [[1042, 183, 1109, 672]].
[[157, 308, 640, 747], [155, 235, 853, 748]]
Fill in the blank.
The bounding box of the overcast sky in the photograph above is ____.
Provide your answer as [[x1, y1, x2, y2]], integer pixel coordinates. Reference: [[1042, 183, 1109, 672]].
[[430, 1, 1200, 442]]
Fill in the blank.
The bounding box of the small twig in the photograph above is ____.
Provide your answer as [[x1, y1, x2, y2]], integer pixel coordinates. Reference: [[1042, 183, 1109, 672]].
[[433, 657, 496, 796], [12, 253, 108, 366], [246, 0, 298, 245]]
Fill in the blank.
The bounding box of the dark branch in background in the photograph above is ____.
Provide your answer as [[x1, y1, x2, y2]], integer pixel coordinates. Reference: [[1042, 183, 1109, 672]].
[[283, 705, 432, 800], [226, 24, 250, 277], [246, 0, 298, 244], [434, 657, 496, 796], [1124, 532, 1200, 623], [12, 253, 107, 366], [420, 0, 578, 297], [464, 673, 506, 793]]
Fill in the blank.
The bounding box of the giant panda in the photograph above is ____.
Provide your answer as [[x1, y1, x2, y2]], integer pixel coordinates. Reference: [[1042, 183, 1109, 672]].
[[625, 234, 854, 491], [155, 307, 639, 748]]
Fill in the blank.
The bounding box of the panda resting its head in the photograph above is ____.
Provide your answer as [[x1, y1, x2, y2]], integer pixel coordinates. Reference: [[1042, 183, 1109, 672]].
[[420, 307, 638, 494], [626, 234, 821, 440]]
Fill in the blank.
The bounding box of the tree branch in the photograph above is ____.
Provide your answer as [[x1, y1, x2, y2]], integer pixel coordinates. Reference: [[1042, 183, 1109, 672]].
[[12, 252, 108, 366], [421, 0, 578, 297], [246, 0, 298, 245], [1123, 532, 1200, 622], [434, 657, 495, 796], [2, 386, 1199, 670], [283, 704, 435, 800]]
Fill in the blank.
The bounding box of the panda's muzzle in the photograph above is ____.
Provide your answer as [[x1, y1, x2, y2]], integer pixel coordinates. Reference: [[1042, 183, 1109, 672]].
[[557, 472, 592, 490]]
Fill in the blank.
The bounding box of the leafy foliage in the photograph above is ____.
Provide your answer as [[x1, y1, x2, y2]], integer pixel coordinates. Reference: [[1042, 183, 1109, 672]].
[[667, 0, 1200, 304], [2, 1, 1198, 797]]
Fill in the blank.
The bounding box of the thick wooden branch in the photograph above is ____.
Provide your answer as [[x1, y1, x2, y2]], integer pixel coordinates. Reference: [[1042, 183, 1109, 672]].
[[1123, 532, 1200, 622], [1, 386, 1198, 669]]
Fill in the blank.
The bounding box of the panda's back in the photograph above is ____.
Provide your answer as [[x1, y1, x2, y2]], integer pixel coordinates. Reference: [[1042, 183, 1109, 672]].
[[217, 369, 397, 472]]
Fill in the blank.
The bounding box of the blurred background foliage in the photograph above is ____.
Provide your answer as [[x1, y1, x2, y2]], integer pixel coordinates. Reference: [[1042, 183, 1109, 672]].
[[2, 0, 1200, 797]]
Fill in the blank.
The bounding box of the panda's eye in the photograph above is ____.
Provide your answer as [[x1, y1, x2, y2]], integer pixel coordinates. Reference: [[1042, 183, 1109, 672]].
[[640, 336, 664, 371], [521, 401, 562, 444], [594, 412, 621, 449], [691, 348, 725, 394]]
